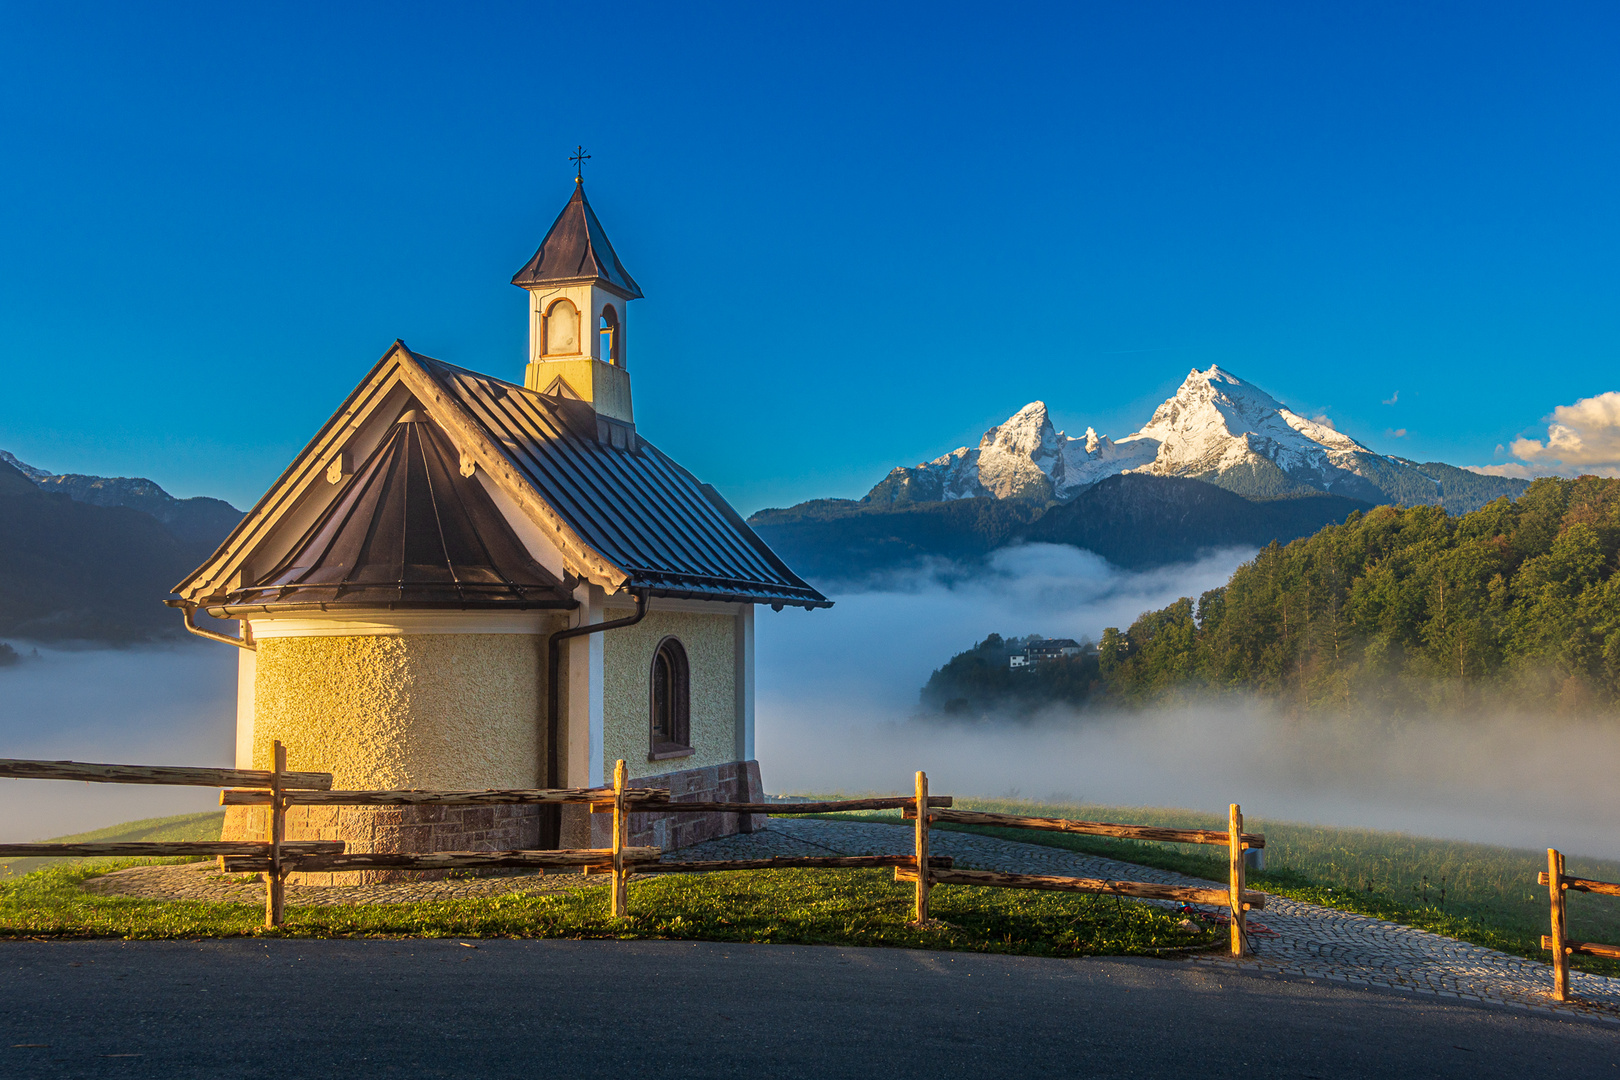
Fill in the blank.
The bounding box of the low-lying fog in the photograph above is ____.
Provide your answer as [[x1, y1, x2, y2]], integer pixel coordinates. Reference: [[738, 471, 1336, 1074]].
[[757, 544, 1620, 861], [4, 542, 1616, 859], [0, 643, 234, 843]]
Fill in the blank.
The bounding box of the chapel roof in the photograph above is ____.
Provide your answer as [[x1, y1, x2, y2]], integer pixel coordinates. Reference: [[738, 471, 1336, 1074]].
[[227, 411, 573, 611], [173, 342, 829, 613], [510, 182, 644, 299], [415, 353, 826, 607]]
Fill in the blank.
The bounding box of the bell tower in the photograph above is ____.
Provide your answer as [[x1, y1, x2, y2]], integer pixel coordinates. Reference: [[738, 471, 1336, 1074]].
[[512, 167, 643, 425]]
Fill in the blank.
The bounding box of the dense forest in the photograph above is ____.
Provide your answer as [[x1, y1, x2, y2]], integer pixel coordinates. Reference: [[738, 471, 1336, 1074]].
[[920, 477, 1620, 718], [1105, 476, 1620, 715]]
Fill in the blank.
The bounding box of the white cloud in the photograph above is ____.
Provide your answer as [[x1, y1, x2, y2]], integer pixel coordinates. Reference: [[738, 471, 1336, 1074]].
[[1382, 391, 1399, 405], [1474, 391, 1620, 479]]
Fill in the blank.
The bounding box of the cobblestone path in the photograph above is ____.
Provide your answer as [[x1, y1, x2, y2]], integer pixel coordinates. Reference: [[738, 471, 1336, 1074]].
[[722, 819, 1620, 1023], [82, 818, 1620, 1022]]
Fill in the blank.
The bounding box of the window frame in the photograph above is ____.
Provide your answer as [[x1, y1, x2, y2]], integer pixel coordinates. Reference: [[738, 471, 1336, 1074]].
[[648, 635, 693, 761]]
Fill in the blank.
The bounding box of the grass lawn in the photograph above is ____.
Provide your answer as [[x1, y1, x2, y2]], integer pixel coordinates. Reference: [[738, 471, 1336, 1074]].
[[4, 800, 1616, 976], [798, 796, 1620, 978], [0, 860, 1213, 956]]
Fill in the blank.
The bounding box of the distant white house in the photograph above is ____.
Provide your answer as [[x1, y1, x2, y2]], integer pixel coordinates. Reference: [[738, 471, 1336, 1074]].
[[1010, 638, 1089, 670]]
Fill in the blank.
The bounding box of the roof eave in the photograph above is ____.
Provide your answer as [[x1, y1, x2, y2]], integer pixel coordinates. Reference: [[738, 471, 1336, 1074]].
[[509, 273, 643, 300]]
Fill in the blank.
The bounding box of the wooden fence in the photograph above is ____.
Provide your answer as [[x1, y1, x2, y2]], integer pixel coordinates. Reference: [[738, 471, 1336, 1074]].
[[1540, 848, 1620, 1001], [889, 773, 1265, 956], [1, 748, 1260, 955]]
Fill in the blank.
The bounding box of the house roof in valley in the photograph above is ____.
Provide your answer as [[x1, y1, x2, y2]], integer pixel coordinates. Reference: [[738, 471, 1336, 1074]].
[[173, 342, 829, 613], [510, 182, 644, 299]]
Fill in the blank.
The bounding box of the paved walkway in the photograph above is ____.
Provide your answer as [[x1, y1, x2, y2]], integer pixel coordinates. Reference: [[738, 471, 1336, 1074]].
[[722, 819, 1620, 1023], [80, 818, 1620, 1022]]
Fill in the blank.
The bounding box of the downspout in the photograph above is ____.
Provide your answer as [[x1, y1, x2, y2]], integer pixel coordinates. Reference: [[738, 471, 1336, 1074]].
[[542, 586, 649, 847], [164, 598, 255, 650]]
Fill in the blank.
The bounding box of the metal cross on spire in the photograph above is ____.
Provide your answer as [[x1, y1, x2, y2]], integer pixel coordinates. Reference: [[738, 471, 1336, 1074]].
[[570, 145, 590, 183]]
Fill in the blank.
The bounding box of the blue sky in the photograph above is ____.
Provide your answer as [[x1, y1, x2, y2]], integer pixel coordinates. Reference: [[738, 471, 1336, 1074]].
[[3, 2, 1619, 512]]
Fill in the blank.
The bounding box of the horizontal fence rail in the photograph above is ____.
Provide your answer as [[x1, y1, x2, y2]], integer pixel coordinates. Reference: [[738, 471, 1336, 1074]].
[[1540, 870, 1620, 898], [637, 855, 956, 874], [222, 847, 664, 875], [635, 796, 955, 815], [1542, 937, 1620, 961], [222, 786, 671, 808], [895, 865, 1267, 908], [0, 840, 343, 859], [0, 757, 332, 791], [916, 807, 1266, 849]]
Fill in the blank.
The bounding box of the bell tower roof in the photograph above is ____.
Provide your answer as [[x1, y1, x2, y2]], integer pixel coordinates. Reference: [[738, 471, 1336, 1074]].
[[511, 181, 643, 299]]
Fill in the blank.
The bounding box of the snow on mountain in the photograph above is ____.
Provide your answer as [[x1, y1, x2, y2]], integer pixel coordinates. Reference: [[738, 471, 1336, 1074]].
[[865, 365, 1523, 511], [0, 450, 50, 481], [865, 401, 1157, 504], [1131, 366, 1381, 491]]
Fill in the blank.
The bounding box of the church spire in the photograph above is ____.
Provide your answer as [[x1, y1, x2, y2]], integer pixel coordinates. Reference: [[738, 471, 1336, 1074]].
[[511, 182, 643, 299], [513, 174, 641, 425]]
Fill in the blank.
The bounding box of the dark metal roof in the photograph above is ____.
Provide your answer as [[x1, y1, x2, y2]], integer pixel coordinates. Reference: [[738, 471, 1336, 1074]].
[[224, 411, 574, 612], [417, 354, 830, 609], [511, 182, 644, 299]]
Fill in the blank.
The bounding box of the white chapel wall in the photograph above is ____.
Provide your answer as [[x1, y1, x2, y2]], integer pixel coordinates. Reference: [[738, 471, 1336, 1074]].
[[601, 605, 740, 781]]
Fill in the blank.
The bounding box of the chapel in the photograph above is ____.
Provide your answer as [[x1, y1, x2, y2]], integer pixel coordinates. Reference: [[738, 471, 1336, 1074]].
[[168, 176, 829, 880]]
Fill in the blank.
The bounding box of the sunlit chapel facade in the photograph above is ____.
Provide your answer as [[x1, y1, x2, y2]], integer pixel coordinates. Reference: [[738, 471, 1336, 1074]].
[[171, 177, 828, 880]]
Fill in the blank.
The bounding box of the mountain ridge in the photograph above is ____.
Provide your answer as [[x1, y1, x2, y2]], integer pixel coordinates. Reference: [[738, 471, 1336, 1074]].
[[0, 450, 242, 547], [863, 366, 1527, 514], [0, 455, 243, 644]]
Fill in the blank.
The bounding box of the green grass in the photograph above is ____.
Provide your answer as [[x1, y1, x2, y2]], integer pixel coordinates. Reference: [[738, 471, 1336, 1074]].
[[7, 800, 1616, 976], [791, 795, 1620, 977], [0, 811, 225, 880], [0, 861, 1211, 956]]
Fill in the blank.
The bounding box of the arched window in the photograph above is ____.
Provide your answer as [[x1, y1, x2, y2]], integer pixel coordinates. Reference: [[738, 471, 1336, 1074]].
[[649, 637, 691, 758], [543, 299, 579, 356], [599, 305, 621, 366]]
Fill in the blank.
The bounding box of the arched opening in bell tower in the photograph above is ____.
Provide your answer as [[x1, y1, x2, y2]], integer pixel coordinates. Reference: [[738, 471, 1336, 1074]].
[[543, 298, 580, 356], [599, 305, 621, 366]]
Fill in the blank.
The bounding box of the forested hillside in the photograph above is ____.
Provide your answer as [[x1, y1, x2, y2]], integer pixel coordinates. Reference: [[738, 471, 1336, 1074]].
[[1102, 476, 1620, 715]]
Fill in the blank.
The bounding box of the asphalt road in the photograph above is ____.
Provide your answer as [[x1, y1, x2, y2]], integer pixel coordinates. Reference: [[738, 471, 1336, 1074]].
[[0, 940, 1614, 1079]]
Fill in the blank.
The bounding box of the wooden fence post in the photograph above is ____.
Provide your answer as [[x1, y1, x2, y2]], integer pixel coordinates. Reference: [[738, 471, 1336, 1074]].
[[1228, 803, 1248, 958], [611, 759, 628, 918], [1548, 847, 1569, 1002], [265, 740, 286, 929], [913, 771, 930, 923]]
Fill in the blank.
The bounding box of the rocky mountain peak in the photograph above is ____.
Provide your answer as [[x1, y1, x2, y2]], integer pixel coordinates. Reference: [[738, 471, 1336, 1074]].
[[860, 364, 1528, 513]]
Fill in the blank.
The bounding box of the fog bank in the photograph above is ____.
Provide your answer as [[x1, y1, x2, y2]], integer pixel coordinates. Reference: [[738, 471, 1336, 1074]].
[[0, 643, 235, 842], [756, 543, 1620, 860]]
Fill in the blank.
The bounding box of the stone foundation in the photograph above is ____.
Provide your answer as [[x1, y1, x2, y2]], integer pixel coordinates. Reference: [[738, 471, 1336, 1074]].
[[222, 759, 768, 881], [590, 760, 768, 851]]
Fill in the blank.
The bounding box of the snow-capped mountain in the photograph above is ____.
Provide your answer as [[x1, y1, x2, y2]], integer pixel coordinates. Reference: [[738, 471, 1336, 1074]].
[[865, 366, 1524, 512], [868, 401, 1158, 504]]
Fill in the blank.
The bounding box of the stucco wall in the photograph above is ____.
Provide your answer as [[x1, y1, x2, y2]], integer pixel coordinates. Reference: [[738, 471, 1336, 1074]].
[[249, 633, 543, 788], [602, 610, 736, 780]]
